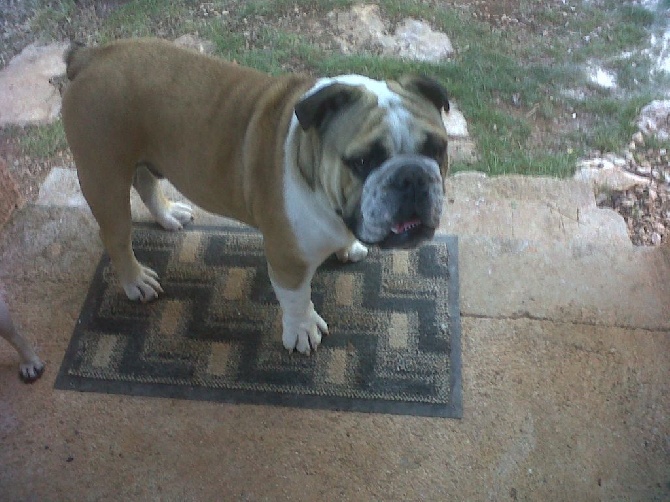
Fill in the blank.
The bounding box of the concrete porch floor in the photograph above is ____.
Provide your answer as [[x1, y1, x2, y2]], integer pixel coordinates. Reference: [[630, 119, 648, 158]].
[[0, 168, 668, 500]]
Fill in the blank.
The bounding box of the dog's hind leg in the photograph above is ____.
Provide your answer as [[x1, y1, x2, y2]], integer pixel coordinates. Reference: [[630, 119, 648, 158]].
[[77, 164, 163, 302], [133, 165, 193, 231]]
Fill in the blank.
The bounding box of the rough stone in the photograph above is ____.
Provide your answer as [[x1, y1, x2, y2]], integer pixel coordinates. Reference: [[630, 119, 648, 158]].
[[574, 158, 651, 191], [649, 27, 670, 74], [173, 34, 216, 55], [587, 64, 616, 89], [330, 4, 453, 62], [330, 4, 386, 54], [442, 107, 469, 138], [574, 167, 650, 191], [637, 99, 670, 140], [35, 167, 87, 208], [448, 138, 478, 165], [443, 106, 477, 164], [0, 158, 22, 230], [390, 18, 454, 62], [0, 42, 68, 126]]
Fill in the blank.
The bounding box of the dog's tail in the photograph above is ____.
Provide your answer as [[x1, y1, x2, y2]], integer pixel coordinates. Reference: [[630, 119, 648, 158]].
[[64, 41, 94, 81]]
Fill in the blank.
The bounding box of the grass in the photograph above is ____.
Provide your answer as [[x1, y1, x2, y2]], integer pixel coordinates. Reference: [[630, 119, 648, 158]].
[[15, 121, 68, 158], [98, 0, 193, 41], [573, 93, 660, 153], [10, 0, 670, 177], [205, 25, 319, 74]]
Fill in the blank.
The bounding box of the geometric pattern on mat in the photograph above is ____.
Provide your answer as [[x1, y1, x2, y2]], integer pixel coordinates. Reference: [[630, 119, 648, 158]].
[[55, 224, 462, 418]]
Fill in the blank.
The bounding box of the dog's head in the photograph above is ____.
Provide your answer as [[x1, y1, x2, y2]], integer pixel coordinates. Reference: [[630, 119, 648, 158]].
[[294, 74, 449, 249]]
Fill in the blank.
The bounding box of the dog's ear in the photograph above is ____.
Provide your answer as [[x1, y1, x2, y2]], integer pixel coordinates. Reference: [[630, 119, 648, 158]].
[[295, 83, 362, 131], [399, 75, 450, 113]]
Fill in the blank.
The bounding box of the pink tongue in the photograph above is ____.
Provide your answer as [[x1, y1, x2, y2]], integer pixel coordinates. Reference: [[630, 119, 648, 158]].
[[392, 219, 421, 234]]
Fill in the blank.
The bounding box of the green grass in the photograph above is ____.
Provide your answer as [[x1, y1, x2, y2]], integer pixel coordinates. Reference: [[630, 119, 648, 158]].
[[98, 0, 192, 41], [31, 0, 77, 35], [572, 94, 657, 153], [235, 0, 353, 17], [13, 120, 68, 159], [206, 25, 320, 74]]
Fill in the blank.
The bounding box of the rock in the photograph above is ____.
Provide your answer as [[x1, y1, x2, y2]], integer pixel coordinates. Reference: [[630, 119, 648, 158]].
[[448, 138, 478, 165], [637, 100, 670, 141], [174, 34, 215, 55], [632, 131, 645, 146], [391, 18, 454, 62], [330, 4, 386, 55], [330, 4, 453, 62], [440, 87, 475, 165], [35, 167, 87, 208], [574, 157, 651, 191], [577, 158, 615, 171], [442, 107, 469, 138], [587, 64, 616, 89], [636, 164, 652, 176], [0, 42, 68, 126]]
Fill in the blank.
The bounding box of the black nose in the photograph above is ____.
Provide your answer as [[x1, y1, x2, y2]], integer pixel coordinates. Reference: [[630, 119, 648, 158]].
[[390, 168, 429, 203]]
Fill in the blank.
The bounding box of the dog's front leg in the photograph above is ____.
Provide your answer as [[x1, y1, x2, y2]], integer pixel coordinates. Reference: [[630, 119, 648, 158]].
[[269, 265, 328, 355], [0, 296, 45, 382]]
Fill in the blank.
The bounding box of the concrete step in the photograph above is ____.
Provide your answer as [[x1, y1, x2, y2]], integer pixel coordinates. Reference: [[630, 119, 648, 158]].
[[441, 172, 631, 246], [38, 167, 631, 247]]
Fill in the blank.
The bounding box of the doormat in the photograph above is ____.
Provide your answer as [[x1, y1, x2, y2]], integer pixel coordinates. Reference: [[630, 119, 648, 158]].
[[55, 224, 462, 418]]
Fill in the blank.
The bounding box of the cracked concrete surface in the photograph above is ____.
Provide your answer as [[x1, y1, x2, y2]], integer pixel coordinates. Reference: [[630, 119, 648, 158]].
[[0, 169, 669, 500]]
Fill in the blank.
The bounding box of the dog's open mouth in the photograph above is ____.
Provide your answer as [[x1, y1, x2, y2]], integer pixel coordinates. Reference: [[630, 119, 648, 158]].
[[391, 218, 422, 235], [380, 217, 435, 249]]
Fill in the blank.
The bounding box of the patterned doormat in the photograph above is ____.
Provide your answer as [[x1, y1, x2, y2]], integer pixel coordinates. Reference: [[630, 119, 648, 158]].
[[55, 224, 462, 418]]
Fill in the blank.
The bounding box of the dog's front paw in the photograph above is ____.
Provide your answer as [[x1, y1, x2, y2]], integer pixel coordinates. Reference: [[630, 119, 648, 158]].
[[282, 306, 329, 355], [156, 202, 194, 231], [19, 357, 45, 383], [336, 240, 368, 263], [122, 265, 163, 302]]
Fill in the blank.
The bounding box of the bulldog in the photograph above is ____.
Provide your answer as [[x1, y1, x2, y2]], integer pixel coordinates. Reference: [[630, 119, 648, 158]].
[[61, 38, 449, 354]]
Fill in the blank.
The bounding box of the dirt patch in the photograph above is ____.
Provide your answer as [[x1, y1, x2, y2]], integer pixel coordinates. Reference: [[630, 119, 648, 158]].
[[596, 146, 670, 246]]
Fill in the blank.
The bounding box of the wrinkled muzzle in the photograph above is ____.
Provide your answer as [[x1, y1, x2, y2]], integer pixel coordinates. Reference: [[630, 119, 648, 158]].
[[345, 154, 444, 249]]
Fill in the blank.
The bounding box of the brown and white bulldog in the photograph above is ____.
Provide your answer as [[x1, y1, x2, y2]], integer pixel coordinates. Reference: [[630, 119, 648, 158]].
[[61, 38, 449, 354]]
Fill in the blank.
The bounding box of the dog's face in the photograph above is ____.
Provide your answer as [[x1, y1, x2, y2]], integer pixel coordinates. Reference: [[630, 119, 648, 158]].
[[295, 75, 449, 249]]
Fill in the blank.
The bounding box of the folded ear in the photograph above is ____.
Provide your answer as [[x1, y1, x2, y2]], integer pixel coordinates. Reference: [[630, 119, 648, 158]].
[[399, 75, 450, 113], [295, 83, 363, 131]]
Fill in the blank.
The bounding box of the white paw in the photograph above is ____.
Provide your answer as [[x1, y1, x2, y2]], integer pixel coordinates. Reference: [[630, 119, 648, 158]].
[[157, 202, 194, 231], [122, 265, 163, 302], [19, 357, 45, 383], [282, 306, 329, 355], [336, 241, 369, 263]]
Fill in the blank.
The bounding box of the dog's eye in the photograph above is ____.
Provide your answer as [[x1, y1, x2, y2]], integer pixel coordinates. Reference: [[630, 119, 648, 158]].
[[421, 136, 447, 163], [344, 155, 378, 180], [348, 157, 371, 175], [344, 142, 388, 180]]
